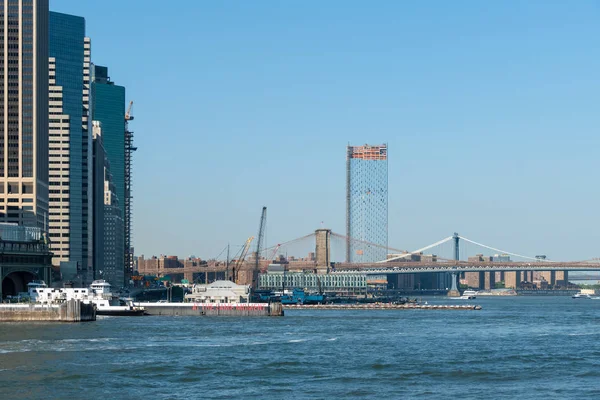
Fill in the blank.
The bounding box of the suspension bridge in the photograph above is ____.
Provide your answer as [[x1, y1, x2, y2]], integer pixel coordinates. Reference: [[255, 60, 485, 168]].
[[255, 230, 600, 270], [146, 228, 600, 295]]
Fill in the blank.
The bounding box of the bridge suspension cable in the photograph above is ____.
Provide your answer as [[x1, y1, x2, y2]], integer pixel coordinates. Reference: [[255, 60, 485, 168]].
[[261, 232, 316, 255], [458, 236, 549, 262], [330, 232, 407, 254], [377, 236, 455, 263]]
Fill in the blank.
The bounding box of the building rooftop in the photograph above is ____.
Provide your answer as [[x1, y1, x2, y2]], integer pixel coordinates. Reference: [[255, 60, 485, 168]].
[[0, 223, 43, 242]]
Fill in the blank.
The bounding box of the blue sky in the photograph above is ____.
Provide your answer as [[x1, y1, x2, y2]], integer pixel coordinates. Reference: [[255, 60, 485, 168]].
[[52, 1, 600, 261]]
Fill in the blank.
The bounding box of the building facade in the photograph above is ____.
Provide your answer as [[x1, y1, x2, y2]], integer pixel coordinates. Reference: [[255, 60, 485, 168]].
[[47, 56, 69, 264], [47, 12, 92, 283], [346, 144, 388, 263], [103, 158, 124, 288], [185, 280, 250, 304], [0, 223, 53, 299], [0, 0, 49, 229], [91, 64, 127, 283], [92, 121, 104, 280], [259, 271, 368, 294]]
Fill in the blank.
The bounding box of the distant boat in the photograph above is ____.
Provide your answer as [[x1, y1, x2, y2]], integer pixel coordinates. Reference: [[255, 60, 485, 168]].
[[453, 290, 477, 300], [93, 298, 145, 316], [29, 280, 145, 316], [280, 288, 325, 305], [572, 293, 592, 299]]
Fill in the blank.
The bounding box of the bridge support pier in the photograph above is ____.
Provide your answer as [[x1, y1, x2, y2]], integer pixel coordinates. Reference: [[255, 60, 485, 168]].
[[447, 272, 461, 297], [447, 233, 461, 297]]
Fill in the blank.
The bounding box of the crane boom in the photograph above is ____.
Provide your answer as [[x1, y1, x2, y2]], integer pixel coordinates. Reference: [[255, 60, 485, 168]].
[[233, 236, 254, 283], [269, 244, 281, 261], [125, 100, 134, 120]]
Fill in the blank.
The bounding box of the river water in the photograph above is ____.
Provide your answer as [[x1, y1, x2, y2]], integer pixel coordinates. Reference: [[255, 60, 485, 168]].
[[1, 296, 599, 399]]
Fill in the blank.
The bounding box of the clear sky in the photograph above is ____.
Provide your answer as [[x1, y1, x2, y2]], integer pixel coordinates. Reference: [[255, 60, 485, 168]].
[[51, 1, 600, 261]]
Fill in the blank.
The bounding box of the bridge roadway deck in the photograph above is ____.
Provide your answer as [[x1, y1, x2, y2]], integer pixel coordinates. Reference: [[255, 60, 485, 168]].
[[144, 261, 600, 276], [331, 261, 600, 274]]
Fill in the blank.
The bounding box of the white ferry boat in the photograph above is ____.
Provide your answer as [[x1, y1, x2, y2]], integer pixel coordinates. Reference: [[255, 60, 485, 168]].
[[457, 290, 477, 300], [28, 280, 144, 316]]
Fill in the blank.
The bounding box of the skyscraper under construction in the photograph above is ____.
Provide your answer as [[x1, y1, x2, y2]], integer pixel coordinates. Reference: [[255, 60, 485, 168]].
[[346, 144, 388, 263]]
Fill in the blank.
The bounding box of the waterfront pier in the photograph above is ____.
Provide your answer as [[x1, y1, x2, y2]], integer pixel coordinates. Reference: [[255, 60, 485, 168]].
[[283, 303, 482, 311], [0, 299, 96, 322], [136, 301, 284, 317]]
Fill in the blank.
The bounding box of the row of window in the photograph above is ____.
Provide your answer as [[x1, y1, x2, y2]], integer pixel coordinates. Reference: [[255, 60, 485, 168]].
[[0, 255, 46, 264]]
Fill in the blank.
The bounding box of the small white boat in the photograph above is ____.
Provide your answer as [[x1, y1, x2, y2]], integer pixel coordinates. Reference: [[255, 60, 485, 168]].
[[454, 290, 477, 300], [94, 298, 145, 316], [572, 293, 592, 299]]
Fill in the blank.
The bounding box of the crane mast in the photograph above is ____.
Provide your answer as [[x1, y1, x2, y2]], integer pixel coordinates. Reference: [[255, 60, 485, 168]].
[[254, 207, 267, 284], [124, 100, 137, 285]]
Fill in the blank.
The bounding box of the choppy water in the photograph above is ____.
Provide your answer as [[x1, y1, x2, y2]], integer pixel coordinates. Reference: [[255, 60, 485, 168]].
[[1, 296, 599, 399]]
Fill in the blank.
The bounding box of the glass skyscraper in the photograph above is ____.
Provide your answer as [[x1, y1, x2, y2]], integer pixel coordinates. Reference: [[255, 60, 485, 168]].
[[48, 12, 92, 281], [0, 0, 49, 228], [91, 64, 127, 285], [346, 144, 388, 263], [91, 65, 125, 218]]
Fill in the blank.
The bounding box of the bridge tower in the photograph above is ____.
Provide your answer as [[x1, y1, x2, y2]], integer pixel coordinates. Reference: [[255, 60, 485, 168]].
[[453, 232, 460, 261], [315, 228, 331, 272], [447, 232, 461, 297]]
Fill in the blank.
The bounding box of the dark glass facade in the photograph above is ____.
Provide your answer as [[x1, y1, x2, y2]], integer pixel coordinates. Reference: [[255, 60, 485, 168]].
[[49, 12, 87, 268], [91, 66, 125, 218]]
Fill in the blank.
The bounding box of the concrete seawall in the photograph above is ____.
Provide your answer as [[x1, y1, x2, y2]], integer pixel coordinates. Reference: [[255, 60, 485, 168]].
[[137, 302, 284, 317], [284, 304, 482, 311], [0, 300, 96, 322]]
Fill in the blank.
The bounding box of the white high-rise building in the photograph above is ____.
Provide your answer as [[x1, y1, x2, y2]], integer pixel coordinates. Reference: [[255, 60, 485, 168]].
[[47, 56, 70, 262]]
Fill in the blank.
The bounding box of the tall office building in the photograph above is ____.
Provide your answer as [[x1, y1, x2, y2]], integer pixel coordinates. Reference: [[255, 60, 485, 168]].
[[92, 121, 104, 280], [47, 12, 92, 283], [91, 64, 127, 285], [0, 0, 49, 228], [346, 144, 388, 263], [92, 120, 124, 288], [103, 154, 124, 288]]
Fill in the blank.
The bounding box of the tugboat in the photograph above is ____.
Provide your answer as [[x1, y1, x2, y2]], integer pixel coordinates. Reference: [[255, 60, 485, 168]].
[[89, 280, 145, 316], [93, 298, 145, 316]]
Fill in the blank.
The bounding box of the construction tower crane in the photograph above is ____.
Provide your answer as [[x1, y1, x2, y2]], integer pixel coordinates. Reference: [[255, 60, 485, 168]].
[[124, 100, 137, 284], [233, 236, 254, 284], [254, 207, 267, 280]]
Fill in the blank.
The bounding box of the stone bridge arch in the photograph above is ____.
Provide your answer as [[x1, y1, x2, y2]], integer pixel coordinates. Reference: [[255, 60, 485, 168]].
[[1, 268, 43, 299]]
